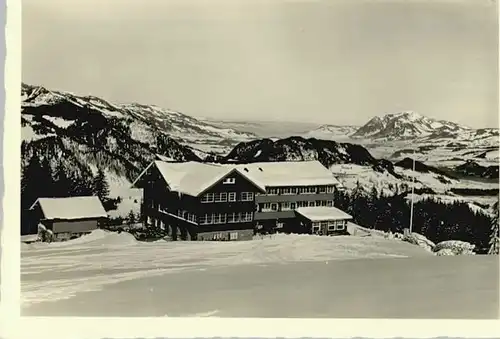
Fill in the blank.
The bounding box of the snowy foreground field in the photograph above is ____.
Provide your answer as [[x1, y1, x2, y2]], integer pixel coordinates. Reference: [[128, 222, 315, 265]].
[[22, 229, 498, 318]]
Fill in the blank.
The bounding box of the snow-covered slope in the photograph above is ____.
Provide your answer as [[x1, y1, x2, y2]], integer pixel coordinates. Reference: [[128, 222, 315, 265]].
[[21, 229, 432, 308]]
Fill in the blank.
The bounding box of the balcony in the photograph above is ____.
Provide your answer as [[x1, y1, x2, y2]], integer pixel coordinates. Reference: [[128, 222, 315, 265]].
[[254, 210, 296, 220]]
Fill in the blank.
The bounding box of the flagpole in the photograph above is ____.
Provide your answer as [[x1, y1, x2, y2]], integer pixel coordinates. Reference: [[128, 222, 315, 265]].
[[409, 148, 416, 234]]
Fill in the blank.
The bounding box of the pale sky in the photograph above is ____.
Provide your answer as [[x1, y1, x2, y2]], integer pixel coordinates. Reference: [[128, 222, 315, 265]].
[[22, 0, 498, 127]]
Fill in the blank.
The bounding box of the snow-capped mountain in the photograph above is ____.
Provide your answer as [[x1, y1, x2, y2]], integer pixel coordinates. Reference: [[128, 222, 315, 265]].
[[22, 83, 256, 155], [351, 111, 470, 140]]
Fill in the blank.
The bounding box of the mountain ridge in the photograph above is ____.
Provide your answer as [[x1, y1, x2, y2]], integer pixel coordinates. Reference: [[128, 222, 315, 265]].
[[20, 83, 498, 221]]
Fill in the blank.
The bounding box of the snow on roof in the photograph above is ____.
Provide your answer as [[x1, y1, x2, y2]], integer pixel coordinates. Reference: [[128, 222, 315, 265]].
[[296, 206, 352, 221], [132, 160, 340, 197], [223, 161, 341, 187], [155, 154, 177, 162], [29, 196, 108, 220], [149, 161, 266, 196]]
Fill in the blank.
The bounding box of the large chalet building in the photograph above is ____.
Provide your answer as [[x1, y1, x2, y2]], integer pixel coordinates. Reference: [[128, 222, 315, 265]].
[[132, 160, 352, 241]]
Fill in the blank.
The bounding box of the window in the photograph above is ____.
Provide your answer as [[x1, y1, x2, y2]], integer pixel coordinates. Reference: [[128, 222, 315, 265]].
[[223, 177, 236, 184], [328, 221, 336, 231], [281, 187, 291, 195], [326, 186, 334, 193], [228, 192, 236, 202], [241, 192, 254, 201], [312, 226, 320, 233], [230, 232, 238, 240], [315, 200, 322, 206], [213, 232, 225, 240], [206, 214, 213, 224], [214, 192, 228, 202], [241, 212, 253, 222], [321, 200, 327, 207], [212, 213, 227, 224], [290, 187, 297, 194], [281, 202, 291, 210], [308, 201, 315, 207], [327, 200, 334, 207], [290, 202, 296, 210], [320, 221, 328, 227], [271, 203, 278, 211], [262, 203, 272, 212], [201, 193, 214, 203], [160, 220, 165, 230], [268, 188, 279, 195], [188, 214, 197, 223], [319, 186, 327, 193], [300, 186, 316, 194], [336, 220, 345, 230]]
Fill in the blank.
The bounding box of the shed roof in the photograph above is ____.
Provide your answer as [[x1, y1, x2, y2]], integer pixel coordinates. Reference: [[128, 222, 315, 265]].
[[29, 196, 108, 221], [295, 206, 352, 221]]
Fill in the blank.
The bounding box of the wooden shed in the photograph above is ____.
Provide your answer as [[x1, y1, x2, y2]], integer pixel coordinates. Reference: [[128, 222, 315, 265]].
[[29, 196, 108, 241]]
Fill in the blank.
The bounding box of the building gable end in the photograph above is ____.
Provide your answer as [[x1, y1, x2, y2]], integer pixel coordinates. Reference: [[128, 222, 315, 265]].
[[197, 168, 266, 196]]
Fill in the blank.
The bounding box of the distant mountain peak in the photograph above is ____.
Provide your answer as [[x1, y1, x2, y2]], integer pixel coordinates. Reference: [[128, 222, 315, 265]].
[[352, 111, 470, 140]]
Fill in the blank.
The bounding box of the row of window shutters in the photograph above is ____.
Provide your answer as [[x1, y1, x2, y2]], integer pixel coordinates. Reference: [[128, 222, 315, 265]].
[[152, 207, 253, 225], [261, 200, 334, 211], [199, 187, 335, 203]]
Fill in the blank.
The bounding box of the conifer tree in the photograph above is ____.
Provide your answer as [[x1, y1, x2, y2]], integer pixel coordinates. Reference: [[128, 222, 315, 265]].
[[53, 162, 71, 197], [93, 167, 110, 200]]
